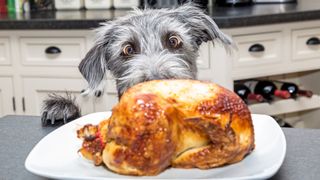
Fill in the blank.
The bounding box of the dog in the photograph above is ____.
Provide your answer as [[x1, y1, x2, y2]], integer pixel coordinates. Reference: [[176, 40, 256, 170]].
[[41, 3, 234, 125]]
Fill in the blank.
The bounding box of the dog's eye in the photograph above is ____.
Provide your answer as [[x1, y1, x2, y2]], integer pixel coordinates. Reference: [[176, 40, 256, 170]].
[[168, 35, 182, 49], [122, 44, 135, 56]]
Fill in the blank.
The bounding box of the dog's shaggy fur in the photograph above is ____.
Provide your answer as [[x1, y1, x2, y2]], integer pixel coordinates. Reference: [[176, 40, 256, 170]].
[[41, 3, 234, 124]]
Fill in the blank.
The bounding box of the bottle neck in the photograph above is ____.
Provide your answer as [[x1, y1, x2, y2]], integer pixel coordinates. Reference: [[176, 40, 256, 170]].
[[298, 90, 313, 98]]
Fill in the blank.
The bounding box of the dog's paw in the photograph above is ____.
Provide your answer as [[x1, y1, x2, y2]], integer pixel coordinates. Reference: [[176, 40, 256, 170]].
[[94, 90, 102, 97], [41, 93, 81, 126], [80, 89, 102, 97], [41, 111, 68, 126], [94, 82, 105, 97], [80, 88, 90, 96], [80, 88, 104, 98]]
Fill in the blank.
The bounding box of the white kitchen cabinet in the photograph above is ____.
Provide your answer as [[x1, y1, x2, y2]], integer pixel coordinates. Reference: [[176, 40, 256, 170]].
[[0, 77, 15, 117], [0, 30, 229, 117], [22, 77, 95, 116]]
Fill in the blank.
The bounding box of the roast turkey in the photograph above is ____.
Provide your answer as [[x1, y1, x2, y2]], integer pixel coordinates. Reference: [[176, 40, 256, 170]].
[[77, 79, 255, 176]]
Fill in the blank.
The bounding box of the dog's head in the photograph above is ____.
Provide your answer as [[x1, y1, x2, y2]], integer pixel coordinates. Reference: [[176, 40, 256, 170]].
[[79, 3, 234, 97]]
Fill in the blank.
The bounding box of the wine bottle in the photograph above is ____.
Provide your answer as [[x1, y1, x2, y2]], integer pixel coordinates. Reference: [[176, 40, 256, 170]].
[[234, 83, 264, 103], [280, 82, 313, 98], [254, 80, 291, 101]]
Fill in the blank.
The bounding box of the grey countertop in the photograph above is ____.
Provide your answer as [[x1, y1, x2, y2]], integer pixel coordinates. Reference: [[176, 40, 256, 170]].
[[1, 0, 320, 29], [0, 115, 320, 180]]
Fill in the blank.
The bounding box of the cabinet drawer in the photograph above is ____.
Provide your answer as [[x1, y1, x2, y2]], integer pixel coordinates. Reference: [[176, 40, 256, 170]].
[[233, 32, 284, 67], [0, 37, 11, 65], [292, 28, 320, 61], [19, 37, 86, 66]]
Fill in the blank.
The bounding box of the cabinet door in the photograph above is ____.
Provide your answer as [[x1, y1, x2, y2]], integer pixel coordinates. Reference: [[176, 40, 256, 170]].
[[0, 77, 14, 117], [22, 77, 95, 116]]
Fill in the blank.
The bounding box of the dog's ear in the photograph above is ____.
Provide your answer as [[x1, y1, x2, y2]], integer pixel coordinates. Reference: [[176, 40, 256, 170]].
[[173, 3, 236, 51], [79, 23, 115, 96], [79, 44, 108, 96]]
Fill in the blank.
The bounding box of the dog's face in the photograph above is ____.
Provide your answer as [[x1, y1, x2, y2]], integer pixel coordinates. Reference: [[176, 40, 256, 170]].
[[79, 4, 233, 97]]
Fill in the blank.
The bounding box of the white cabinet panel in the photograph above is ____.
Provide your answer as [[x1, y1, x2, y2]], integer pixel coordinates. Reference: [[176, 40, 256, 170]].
[[22, 77, 94, 116], [197, 43, 210, 69], [94, 79, 119, 112], [0, 77, 14, 117], [207, 43, 233, 90], [0, 37, 11, 65]]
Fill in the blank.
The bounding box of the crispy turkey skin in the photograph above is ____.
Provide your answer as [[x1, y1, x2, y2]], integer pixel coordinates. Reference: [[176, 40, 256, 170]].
[[77, 79, 255, 176]]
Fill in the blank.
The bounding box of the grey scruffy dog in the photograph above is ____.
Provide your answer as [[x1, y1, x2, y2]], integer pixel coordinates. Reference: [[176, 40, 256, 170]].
[[41, 3, 234, 125]]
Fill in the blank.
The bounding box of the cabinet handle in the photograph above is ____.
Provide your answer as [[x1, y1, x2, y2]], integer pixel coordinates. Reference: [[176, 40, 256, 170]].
[[306, 37, 320, 46], [22, 97, 26, 112], [249, 44, 265, 52], [45, 46, 61, 54], [12, 97, 16, 112]]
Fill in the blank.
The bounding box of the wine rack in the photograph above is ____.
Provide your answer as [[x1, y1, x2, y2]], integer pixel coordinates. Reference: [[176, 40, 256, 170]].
[[248, 96, 320, 116], [234, 70, 320, 128]]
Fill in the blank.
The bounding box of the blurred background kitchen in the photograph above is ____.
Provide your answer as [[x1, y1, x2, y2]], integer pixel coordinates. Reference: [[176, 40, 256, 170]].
[[1, 0, 320, 129]]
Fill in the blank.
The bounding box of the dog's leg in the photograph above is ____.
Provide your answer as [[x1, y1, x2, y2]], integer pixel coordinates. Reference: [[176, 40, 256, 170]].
[[41, 93, 81, 126]]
